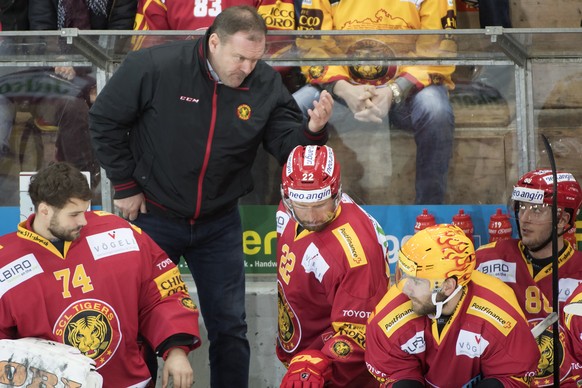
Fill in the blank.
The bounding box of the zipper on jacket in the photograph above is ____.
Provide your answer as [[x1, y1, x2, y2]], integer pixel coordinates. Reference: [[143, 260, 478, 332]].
[[192, 82, 218, 223]]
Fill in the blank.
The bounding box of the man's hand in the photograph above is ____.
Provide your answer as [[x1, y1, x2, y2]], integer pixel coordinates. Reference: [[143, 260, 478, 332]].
[[307, 90, 334, 133], [332, 81, 377, 115], [354, 87, 392, 123], [114, 193, 146, 221], [280, 350, 331, 388], [162, 348, 194, 388], [54, 66, 76, 80]]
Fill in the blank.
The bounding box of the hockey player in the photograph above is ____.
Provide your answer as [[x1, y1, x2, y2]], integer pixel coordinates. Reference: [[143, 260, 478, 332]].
[[0, 162, 201, 387], [276, 145, 390, 387], [476, 169, 582, 386], [366, 224, 539, 387], [564, 283, 582, 377]]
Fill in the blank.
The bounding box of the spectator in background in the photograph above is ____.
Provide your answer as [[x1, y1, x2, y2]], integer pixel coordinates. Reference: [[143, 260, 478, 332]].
[[276, 145, 389, 387], [475, 169, 582, 386], [366, 224, 539, 387], [29, 0, 137, 30], [89, 6, 333, 387], [0, 0, 28, 31], [292, 0, 457, 205], [464, 0, 512, 28]]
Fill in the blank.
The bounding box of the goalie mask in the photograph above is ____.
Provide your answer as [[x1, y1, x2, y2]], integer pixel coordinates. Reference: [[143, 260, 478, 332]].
[[398, 224, 475, 318], [281, 145, 341, 231]]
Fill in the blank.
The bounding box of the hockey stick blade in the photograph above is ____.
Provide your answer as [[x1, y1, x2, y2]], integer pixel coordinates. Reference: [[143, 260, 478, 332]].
[[531, 312, 558, 338]]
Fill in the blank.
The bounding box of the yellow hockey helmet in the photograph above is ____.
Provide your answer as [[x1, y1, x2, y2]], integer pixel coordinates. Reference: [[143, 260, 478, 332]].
[[398, 224, 476, 291]]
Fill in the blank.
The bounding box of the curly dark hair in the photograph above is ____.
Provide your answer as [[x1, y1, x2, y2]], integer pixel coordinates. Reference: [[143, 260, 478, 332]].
[[29, 162, 92, 210]]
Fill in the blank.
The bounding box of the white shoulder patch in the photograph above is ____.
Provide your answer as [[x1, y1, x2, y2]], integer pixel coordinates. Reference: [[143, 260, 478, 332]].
[[276, 210, 290, 235], [86, 228, 139, 260], [456, 329, 489, 358], [476, 260, 516, 283], [559, 278, 582, 302], [0, 254, 43, 298], [302, 242, 329, 282], [400, 331, 425, 354]]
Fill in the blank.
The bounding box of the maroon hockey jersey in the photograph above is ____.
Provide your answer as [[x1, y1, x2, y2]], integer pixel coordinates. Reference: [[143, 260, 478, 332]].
[[276, 194, 390, 387], [476, 239, 582, 386], [0, 211, 201, 387], [366, 271, 539, 387]]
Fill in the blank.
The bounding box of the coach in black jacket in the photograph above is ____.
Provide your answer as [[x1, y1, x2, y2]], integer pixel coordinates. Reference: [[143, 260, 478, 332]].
[[89, 5, 333, 388]]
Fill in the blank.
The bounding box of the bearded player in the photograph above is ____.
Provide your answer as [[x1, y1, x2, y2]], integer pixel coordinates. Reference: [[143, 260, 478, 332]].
[[476, 169, 582, 386], [276, 145, 390, 387], [366, 224, 539, 387], [0, 162, 200, 387]]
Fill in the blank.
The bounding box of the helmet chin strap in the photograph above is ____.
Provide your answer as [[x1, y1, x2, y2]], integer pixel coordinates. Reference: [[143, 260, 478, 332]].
[[429, 285, 463, 319]]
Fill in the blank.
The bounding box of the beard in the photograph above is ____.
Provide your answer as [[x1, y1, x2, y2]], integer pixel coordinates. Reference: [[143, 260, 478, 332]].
[[410, 298, 437, 316], [49, 214, 82, 241]]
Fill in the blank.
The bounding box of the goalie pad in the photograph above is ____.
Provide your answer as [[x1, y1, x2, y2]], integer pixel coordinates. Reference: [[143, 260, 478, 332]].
[[0, 337, 103, 387]]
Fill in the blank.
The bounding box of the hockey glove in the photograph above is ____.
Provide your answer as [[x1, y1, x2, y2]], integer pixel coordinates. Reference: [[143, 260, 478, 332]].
[[280, 349, 331, 388]]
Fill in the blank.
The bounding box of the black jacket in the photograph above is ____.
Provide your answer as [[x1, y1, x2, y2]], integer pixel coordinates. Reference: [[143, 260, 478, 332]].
[[89, 33, 328, 220], [0, 0, 28, 30], [28, 0, 136, 30]]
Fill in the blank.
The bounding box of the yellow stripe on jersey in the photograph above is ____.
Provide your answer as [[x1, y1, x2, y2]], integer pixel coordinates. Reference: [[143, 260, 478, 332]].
[[378, 298, 416, 338], [332, 223, 367, 268], [476, 241, 498, 250], [471, 271, 526, 320], [467, 295, 517, 336], [565, 291, 582, 329]]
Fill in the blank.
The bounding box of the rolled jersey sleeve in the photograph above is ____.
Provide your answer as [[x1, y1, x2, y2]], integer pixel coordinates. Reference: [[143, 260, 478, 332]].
[[134, 226, 201, 352]]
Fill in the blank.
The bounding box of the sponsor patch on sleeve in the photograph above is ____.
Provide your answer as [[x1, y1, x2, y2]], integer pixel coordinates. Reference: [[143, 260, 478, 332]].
[[400, 331, 426, 354], [559, 278, 582, 303], [0, 254, 43, 298], [154, 267, 188, 298], [333, 223, 367, 268], [276, 210, 290, 235], [378, 301, 416, 338], [86, 228, 139, 260], [466, 295, 516, 336]]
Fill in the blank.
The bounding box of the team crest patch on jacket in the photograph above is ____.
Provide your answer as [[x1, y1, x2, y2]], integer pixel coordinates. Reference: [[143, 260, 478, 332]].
[[237, 104, 251, 120], [53, 299, 122, 369]]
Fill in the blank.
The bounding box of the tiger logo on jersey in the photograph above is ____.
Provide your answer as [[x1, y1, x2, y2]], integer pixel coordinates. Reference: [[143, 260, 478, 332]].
[[529, 319, 569, 387], [54, 299, 121, 369], [277, 281, 302, 353]]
